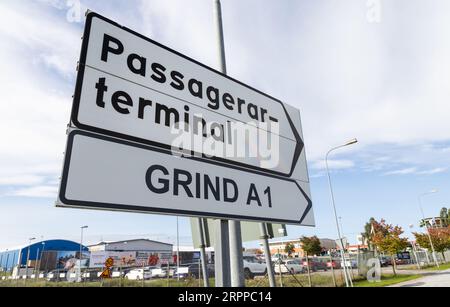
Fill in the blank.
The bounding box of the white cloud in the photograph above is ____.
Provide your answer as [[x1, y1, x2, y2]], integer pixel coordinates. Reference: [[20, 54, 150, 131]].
[[0, 175, 45, 186], [416, 168, 448, 175], [0, 0, 449, 201], [312, 159, 355, 170], [383, 168, 417, 176], [0, 1, 74, 197], [10, 185, 58, 198]]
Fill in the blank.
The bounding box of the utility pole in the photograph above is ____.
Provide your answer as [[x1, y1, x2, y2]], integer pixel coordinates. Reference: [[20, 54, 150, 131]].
[[197, 218, 210, 287], [325, 139, 358, 287], [79, 226, 88, 282], [418, 191, 440, 268], [213, 0, 232, 287], [259, 223, 276, 287], [25, 237, 36, 281], [176, 217, 180, 281]]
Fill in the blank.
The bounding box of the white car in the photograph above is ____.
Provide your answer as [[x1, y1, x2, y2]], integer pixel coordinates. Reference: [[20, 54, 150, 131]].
[[243, 256, 267, 279], [274, 259, 304, 274], [125, 268, 153, 280]]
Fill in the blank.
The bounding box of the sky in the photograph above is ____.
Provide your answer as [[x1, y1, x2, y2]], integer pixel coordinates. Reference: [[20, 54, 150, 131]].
[[1, 0, 450, 250]]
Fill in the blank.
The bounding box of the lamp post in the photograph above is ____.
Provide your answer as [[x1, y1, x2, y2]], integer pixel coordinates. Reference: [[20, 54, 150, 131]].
[[325, 138, 358, 287], [38, 242, 46, 277], [25, 237, 36, 280], [418, 190, 439, 268], [79, 226, 88, 282]]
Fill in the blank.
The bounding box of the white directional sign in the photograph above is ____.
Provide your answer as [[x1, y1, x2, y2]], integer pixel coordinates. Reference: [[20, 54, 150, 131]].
[[58, 12, 314, 226], [71, 12, 306, 179], [58, 130, 313, 225]]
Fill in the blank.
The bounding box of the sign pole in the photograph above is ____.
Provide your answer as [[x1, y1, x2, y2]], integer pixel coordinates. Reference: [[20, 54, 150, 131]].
[[259, 223, 276, 287], [213, 0, 233, 287], [197, 218, 210, 287]]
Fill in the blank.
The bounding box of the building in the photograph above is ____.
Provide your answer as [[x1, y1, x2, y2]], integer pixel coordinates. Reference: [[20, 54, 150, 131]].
[[420, 217, 448, 229], [88, 239, 173, 267], [88, 238, 172, 253], [347, 244, 369, 254], [0, 239, 88, 273], [263, 238, 338, 257], [174, 246, 215, 265]]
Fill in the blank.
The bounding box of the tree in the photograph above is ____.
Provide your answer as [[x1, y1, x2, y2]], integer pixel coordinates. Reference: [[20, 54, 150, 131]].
[[300, 236, 322, 256], [440, 207, 449, 227], [284, 243, 295, 258], [300, 236, 322, 287], [361, 217, 376, 251], [414, 227, 450, 261], [372, 219, 409, 276]]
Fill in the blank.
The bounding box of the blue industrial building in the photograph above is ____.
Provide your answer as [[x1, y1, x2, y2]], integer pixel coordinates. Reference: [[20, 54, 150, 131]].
[[0, 240, 88, 272]]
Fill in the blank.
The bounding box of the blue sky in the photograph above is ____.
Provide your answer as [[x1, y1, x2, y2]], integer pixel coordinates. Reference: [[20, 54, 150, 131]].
[[1, 0, 450, 250]]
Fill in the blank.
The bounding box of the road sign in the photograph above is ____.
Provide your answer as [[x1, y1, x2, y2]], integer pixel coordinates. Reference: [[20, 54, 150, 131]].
[[71, 12, 307, 179], [58, 130, 313, 225], [190, 219, 287, 247]]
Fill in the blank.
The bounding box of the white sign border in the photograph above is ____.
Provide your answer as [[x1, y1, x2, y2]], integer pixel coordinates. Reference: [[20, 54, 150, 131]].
[[58, 129, 313, 226], [71, 12, 304, 178]]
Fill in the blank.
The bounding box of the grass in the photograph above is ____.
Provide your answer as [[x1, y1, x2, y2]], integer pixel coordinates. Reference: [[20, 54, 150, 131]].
[[0, 277, 215, 288], [426, 262, 450, 271], [2, 270, 429, 288], [353, 274, 422, 287], [0, 273, 346, 288], [247, 273, 347, 287], [397, 262, 450, 272]]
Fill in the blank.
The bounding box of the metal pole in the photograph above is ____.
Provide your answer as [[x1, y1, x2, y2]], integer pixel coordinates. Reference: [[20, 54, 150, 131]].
[[329, 252, 337, 287], [79, 226, 85, 282], [213, 0, 232, 287], [418, 195, 440, 268], [325, 149, 351, 287], [25, 237, 35, 281], [229, 220, 244, 287], [176, 217, 180, 281], [25, 246, 30, 280], [259, 223, 276, 287], [411, 242, 421, 270], [277, 249, 283, 287], [38, 243, 45, 278], [197, 218, 210, 287], [34, 248, 40, 278], [214, 220, 231, 286]]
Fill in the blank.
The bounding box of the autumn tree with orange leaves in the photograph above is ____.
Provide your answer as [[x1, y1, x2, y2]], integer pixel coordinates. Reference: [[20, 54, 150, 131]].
[[414, 227, 450, 261], [372, 219, 409, 276]]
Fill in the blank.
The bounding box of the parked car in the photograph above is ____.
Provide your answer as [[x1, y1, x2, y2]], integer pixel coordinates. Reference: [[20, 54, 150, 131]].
[[327, 259, 342, 269], [302, 258, 328, 272], [124, 267, 154, 280], [342, 259, 358, 269], [274, 259, 304, 274], [46, 269, 68, 282], [379, 256, 391, 267], [173, 263, 215, 279], [243, 256, 266, 279]]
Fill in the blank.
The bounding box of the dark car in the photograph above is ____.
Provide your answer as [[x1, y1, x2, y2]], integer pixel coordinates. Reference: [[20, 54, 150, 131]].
[[379, 256, 391, 267], [302, 257, 328, 272]]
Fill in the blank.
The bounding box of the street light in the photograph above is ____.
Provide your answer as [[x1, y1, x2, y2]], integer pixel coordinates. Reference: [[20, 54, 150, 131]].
[[325, 138, 358, 288], [25, 237, 36, 280], [418, 190, 439, 267], [79, 226, 88, 282]]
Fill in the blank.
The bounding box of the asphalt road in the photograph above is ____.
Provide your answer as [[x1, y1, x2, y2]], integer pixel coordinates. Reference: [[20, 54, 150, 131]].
[[389, 269, 450, 287]]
